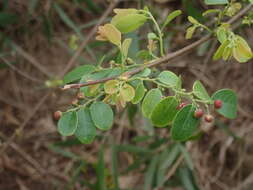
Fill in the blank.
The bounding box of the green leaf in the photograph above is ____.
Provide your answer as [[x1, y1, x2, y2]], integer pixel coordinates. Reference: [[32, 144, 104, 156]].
[[90, 102, 114, 130], [171, 105, 200, 141], [211, 89, 237, 119], [186, 26, 196, 39], [112, 13, 147, 33], [151, 97, 179, 127], [157, 71, 179, 87], [193, 80, 212, 102], [213, 40, 229, 60], [120, 83, 135, 102], [162, 10, 182, 30], [104, 80, 119, 94], [132, 82, 146, 104], [187, 16, 199, 25], [216, 26, 228, 43], [202, 9, 220, 16], [142, 89, 163, 118], [232, 36, 253, 63], [147, 33, 158, 40], [63, 64, 96, 84], [99, 24, 122, 46], [204, 0, 228, 5], [75, 108, 96, 144], [58, 111, 78, 136], [122, 38, 132, 57]]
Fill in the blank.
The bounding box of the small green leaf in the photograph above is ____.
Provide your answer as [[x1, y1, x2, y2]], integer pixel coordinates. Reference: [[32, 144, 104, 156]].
[[157, 71, 179, 87], [104, 80, 119, 94], [162, 10, 182, 30], [232, 36, 253, 63], [211, 89, 237, 119], [122, 38, 132, 57], [142, 89, 163, 118], [120, 83, 135, 102], [102, 24, 122, 46], [58, 111, 78, 136], [90, 101, 114, 130], [193, 80, 212, 102], [151, 97, 179, 127], [204, 0, 228, 5], [213, 40, 229, 60], [147, 33, 158, 40], [75, 108, 96, 144], [216, 27, 228, 43], [112, 13, 147, 33], [186, 26, 196, 40], [63, 65, 96, 84], [132, 82, 146, 104], [187, 16, 199, 25], [202, 9, 220, 16], [171, 105, 200, 141]]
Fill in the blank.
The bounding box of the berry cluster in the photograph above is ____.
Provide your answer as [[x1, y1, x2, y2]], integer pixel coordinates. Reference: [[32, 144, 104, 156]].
[[177, 100, 223, 123]]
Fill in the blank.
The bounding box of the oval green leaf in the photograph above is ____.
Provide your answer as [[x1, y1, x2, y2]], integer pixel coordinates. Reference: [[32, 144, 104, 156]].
[[90, 101, 114, 130], [75, 108, 96, 144], [58, 111, 78, 136], [142, 88, 163, 118], [63, 64, 96, 84], [157, 71, 179, 87], [171, 105, 200, 141], [104, 80, 119, 94], [131, 82, 146, 104], [112, 13, 147, 33], [211, 89, 237, 119], [193, 80, 212, 102], [120, 83, 135, 102], [151, 96, 179, 127], [204, 0, 228, 5], [122, 38, 132, 57]]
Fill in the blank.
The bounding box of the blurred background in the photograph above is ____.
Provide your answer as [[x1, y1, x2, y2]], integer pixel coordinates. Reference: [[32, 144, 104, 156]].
[[0, 0, 253, 189]]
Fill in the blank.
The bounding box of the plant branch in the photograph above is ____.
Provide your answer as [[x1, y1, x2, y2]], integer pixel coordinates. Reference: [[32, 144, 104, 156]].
[[63, 4, 252, 90]]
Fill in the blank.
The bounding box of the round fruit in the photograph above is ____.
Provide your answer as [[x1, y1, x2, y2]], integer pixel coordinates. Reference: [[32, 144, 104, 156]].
[[54, 111, 62, 120], [214, 100, 222, 109], [194, 109, 204, 118], [177, 102, 187, 110], [204, 114, 214, 123]]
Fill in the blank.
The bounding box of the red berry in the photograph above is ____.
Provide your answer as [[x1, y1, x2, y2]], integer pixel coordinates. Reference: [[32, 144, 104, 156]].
[[177, 102, 187, 110], [194, 109, 204, 118], [214, 100, 222, 109], [204, 114, 214, 123], [54, 111, 62, 120]]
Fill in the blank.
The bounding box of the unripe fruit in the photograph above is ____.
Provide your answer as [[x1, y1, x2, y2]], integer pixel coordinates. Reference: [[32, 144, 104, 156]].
[[177, 102, 187, 110], [54, 111, 62, 120], [214, 100, 222, 109], [204, 114, 214, 123], [194, 109, 204, 118]]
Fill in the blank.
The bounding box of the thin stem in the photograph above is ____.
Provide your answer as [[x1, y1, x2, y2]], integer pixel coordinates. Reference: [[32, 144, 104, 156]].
[[148, 13, 164, 56], [140, 10, 164, 56]]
